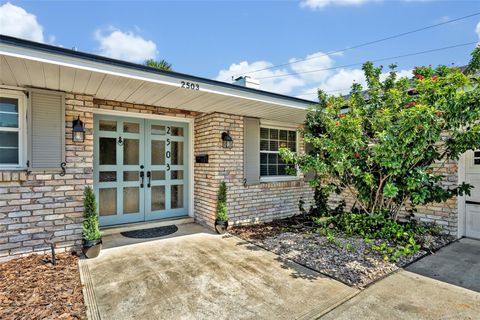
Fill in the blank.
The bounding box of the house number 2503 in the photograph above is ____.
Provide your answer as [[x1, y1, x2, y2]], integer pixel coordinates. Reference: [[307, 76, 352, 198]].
[[181, 81, 199, 90]]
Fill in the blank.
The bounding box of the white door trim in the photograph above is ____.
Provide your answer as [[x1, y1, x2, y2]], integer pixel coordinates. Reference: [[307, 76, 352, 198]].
[[91, 108, 195, 220], [458, 152, 466, 238]]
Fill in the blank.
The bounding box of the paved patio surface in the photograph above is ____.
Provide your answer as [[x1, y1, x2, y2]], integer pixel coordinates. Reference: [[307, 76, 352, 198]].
[[320, 270, 480, 320], [79, 225, 358, 320], [406, 237, 480, 292]]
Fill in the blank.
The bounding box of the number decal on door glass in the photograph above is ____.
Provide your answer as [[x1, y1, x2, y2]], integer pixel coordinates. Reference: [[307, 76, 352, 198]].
[[167, 127, 171, 134], [166, 163, 170, 171], [166, 151, 171, 159], [166, 138, 170, 146]]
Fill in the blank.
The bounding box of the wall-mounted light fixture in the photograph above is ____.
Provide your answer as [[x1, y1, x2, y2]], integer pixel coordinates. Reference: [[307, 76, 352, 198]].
[[72, 116, 85, 142], [221, 130, 233, 149]]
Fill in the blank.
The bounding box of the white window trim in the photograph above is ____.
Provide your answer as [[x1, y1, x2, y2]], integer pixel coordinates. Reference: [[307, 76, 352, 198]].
[[0, 88, 27, 169], [259, 122, 301, 182]]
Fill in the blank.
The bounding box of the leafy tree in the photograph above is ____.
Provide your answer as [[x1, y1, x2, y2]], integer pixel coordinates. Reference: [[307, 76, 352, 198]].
[[145, 58, 172, 71], [281, 48, 480, 220], [82, 186, 101, 241]]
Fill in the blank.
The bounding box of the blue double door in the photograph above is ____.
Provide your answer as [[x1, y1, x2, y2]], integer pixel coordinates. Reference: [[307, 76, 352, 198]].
[[94, 115, 189, 226]]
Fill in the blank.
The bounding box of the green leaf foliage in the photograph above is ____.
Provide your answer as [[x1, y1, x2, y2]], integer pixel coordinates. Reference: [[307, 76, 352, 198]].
[[216, 181, 229, 221], [82, 186, 101, 241], [282, 47, 480, 219]]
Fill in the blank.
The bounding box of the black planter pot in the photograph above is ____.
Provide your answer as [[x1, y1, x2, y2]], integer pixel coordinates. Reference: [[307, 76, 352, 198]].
[[82, 238, 102, 259], [214, 220, 229, 234]]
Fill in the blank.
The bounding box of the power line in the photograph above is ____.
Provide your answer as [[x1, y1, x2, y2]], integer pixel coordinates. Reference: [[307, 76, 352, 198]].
[[233, 12, 480, 78], [256, 41, 477, 80], [295, 56, 465, 97]]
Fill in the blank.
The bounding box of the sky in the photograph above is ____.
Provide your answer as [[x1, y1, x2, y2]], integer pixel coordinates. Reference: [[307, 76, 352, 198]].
[[0, 0, 479, 101]]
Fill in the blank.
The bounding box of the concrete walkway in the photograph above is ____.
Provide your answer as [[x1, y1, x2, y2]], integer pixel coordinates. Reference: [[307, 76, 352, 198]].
[[406, 238, 480, 292], [79, 226, 358, 320], [320, 270, 480, 320]]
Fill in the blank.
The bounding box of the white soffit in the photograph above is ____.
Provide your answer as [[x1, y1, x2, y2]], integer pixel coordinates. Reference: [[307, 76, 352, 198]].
[[0, 40, 314, 123]]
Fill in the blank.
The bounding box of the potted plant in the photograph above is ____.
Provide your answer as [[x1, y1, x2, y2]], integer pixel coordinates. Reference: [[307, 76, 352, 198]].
[[214, 181, 229, 234], [82, 186, 102, 258]]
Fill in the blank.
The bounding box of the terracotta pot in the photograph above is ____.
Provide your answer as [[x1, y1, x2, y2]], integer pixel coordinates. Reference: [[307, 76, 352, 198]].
[[82, 239, 102, 259], [214, 220, 229, 234]]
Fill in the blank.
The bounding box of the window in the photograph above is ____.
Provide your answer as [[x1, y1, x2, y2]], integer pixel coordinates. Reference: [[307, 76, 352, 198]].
[[474, 150, 480, 166], [0, 90, 26, 168], [260, 127, 297, 177]]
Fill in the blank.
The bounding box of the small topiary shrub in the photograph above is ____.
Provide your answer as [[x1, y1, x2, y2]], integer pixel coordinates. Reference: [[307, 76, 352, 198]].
[[216, 181, 228, 222], [82, 186, 101, 241]]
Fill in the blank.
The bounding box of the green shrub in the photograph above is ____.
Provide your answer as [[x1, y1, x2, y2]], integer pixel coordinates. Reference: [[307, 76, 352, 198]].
[[314, 212, 429, 261], [82, 186, 101, 241], [281, 49, 480, 220], [216, 181, 228, 221]]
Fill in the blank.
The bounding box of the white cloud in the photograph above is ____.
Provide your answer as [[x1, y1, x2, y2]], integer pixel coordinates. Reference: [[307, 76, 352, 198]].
[[95, 28, 158, 63], [289, 51, 334, 82], [298, 68, 412, 98], [476, 22, 480, 40], [216, 60, 305, 95], [0, 2, 44, 42], [300, 0, 375, 10], [300, 0, 431, 10]]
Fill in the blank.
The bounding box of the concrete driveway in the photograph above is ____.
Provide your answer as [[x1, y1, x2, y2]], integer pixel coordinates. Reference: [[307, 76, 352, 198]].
[[79, 225, 357, 320], [406, 238, 480, 292]]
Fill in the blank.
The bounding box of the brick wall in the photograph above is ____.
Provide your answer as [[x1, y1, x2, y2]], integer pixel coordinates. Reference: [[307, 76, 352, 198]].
[[0, 93, 94, 262], [194, 112, 314, 228]]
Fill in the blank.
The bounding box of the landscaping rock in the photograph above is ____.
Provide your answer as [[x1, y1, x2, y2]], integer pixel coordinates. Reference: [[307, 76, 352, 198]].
[[232, 219, 454, 288]]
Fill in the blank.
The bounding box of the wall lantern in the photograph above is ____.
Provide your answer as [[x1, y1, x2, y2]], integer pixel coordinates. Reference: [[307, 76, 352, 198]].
[[72, 116, 85, 142], [221, 130, 233, 149]]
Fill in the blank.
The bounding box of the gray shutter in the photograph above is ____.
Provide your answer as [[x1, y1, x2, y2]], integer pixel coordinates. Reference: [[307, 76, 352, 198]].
[[29, 89, 65, 169], [244, 117, 260, 185]]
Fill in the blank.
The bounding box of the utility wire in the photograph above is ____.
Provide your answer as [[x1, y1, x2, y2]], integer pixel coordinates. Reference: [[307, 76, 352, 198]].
[[256, 41, 477, 80], [233, 12, 480, 78]]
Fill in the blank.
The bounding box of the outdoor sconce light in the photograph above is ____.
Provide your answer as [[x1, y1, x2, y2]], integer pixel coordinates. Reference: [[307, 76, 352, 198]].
[[221, 130, 233, 149], [72, 116, 85, 142]]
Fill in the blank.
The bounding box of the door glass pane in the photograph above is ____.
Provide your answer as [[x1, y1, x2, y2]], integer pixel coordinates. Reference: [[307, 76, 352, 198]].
[[123, 139, 139, 165], [152, 171, 165, 180], [171, 170, 183, 180], [0, 113, 18, 127], [123, 171, 138, 181], [99, 188, 116, 216], [171, 185, 183, 209], [171, 141, 183, 165], [151, 125, 166, 135], [171, 127, 184, 136], [99, 120, 117, 131], [99, 171, 116, 182], [151, 140, 165, 165], [0, 97, 18, 113], [123, 122, 139, 133], [123, 187, 139, 214], [0, 148, 18, 164], [99, 138, 116, 165], [151, 186, 165, 211]]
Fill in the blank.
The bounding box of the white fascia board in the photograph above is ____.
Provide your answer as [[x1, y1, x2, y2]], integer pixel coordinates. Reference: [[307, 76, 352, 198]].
[[0, 42, 313, 111]]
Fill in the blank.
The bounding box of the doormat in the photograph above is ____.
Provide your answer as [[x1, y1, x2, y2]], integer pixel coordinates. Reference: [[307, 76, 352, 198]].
[[120, 225, 178, 239]]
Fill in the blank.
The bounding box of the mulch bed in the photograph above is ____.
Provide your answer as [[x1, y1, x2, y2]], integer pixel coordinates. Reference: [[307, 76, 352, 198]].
[[231, 216, 454, 288], [0, 253, 86, 320]]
